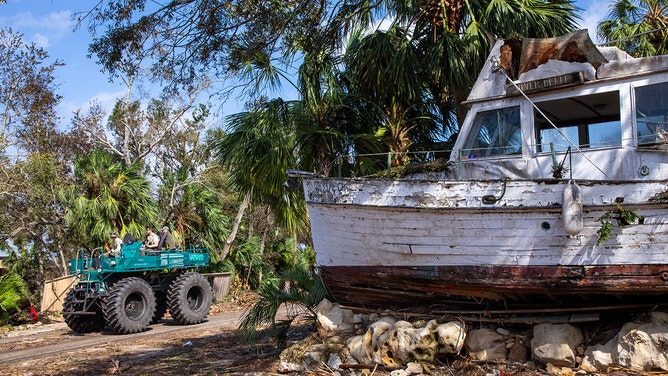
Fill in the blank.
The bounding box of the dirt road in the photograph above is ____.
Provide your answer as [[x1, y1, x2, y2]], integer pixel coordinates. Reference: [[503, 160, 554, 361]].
[[0, 310, 244, 364], [1, 300, 288, 375]]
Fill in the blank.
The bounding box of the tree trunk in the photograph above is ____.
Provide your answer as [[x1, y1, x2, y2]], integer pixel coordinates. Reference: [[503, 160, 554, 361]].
[[58, 248, 68, 277], [453, 86, 470, 128], [219, 193, 249, 260], [258, 229, 267, 287], [122, 75, 134, 166], [245, 259, 252, 289]]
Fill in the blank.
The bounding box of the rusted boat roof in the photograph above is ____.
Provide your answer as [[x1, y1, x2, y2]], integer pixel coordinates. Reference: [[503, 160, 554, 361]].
[[499, 30, 608, 81], [464, 30, 668, 103]]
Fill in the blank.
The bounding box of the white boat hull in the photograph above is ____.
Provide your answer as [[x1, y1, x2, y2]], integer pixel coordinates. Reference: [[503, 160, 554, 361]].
[[303, 178, 668, 308]]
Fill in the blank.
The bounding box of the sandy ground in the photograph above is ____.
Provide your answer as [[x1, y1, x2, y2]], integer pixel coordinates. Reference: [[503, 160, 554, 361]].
[[1, 292, 288, 375], [1, 292, 650, 376]]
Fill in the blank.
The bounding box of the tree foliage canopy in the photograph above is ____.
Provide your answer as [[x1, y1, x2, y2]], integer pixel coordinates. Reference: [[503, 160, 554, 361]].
[[81, 0, 578, 101], [598, 0, 668, 57], [64, 149, 158, 250], [0, 28, 63, 154]]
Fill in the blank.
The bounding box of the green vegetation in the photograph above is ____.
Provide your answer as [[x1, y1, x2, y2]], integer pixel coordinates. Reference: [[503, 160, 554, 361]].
[[238, 249, 326, 347], [0, 273, 31, 325], [1, 0, 662, 331], [596, 200, 645, 244], [598, 0, 668, 57]]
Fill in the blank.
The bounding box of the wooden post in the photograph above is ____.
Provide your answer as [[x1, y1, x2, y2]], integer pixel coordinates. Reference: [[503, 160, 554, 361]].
[[202, 272, 233, 300]]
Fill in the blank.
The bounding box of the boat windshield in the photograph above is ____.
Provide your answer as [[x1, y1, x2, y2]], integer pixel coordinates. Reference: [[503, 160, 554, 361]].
[[636, 82, 668, 144], [461, 106, 521, 158], [534, 91, 621, 152]]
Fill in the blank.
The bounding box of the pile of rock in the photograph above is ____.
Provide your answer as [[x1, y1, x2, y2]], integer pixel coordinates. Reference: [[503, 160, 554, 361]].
[[277, 299, 668, 375]]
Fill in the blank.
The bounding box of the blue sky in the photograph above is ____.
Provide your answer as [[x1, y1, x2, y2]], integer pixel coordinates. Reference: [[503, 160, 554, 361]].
[[1, 0, 612, 124]]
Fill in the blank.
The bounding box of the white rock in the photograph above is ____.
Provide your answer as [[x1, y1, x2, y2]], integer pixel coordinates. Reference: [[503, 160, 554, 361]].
[[435, 321, 466, 354], [581, 311, 668, 372], [371, 320, 403, 367], [579, 335, 615, 372], [372, 315, 398, 327], [347, 317, 465, 367], [508, 343, 528, 363], [303, 348, 326, 370], [347, 331, 372, 365], [353, 313, 366, 324], [405, 362, 423, 375], [496, 327, 511, 336], [465, 328, 507, 361], [327, 353, 343, 370], [316, 299, 355, 334], [531, 323, 583, 368]]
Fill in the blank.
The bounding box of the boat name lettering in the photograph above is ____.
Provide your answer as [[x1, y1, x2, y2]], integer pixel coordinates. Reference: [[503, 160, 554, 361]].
[[510, 71, 585, 94]]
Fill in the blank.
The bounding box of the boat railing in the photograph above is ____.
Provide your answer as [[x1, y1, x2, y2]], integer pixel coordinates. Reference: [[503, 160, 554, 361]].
[[288, 127, 666, 181]]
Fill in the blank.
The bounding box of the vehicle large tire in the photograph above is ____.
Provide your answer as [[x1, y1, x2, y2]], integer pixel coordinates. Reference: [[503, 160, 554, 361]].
[[166, 272, 212, 325], [103, 277, 156, 334], [62, 289, 105, 333]]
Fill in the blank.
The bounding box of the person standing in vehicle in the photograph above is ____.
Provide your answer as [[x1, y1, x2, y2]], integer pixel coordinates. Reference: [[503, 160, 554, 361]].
[[105, 232, 123, 257], [158, 226, 176, 250]]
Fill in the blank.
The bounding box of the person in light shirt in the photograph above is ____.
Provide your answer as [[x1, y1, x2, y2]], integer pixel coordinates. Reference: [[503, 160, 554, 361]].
[[144, 227, 160, 250], [105, 232, 123, 257]]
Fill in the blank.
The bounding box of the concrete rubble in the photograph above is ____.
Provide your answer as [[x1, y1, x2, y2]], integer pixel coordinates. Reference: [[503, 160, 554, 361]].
[[277, 299, 668, 375]]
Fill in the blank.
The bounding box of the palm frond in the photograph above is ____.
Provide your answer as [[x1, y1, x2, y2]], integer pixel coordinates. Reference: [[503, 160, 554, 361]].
[[238, 264, 325, 347]]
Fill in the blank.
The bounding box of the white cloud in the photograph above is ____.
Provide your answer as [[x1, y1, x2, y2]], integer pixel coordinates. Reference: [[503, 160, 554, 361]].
[[58, 89, 124, 122], [577, 0, 613, 43], [92, 90, 125, 112], [10, 10, 74, 48], [32, 33, 50, 48]]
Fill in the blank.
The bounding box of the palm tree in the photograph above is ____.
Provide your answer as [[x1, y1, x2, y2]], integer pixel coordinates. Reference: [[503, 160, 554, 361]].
[[238, 261, 326, 347], [154, 115, 233, 254], [598, 0, 668, 57], [343, 24, 441, 166], [331, 0, 578, 127], [161, 176, 231, 252], [215, 99, 309, 236], [64, 149, 158, 250]]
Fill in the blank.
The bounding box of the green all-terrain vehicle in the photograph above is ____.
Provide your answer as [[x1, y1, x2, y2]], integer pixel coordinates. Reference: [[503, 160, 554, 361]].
[[62, 239, 213, 334]]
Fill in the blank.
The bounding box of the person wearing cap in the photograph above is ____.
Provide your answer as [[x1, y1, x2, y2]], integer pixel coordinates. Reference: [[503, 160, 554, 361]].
[[105, 232, 123, 257], [158, 226, 175, 250]]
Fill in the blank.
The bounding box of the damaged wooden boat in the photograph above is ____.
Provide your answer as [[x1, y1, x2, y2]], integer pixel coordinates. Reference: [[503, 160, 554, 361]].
[[288, 30, 668, 309]]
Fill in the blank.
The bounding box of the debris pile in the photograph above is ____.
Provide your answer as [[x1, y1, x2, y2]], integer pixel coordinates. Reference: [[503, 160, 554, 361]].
[[278, 299, 668, 375]]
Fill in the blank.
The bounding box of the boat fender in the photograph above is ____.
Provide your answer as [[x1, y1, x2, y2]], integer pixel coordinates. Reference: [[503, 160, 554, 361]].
[[562, 182, 583, 235]]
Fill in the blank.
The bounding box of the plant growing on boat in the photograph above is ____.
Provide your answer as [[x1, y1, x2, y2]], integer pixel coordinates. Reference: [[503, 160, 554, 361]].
[[550, 144, 570, 179], [595, 198, 644, 244], [399, 158, 452, 178]]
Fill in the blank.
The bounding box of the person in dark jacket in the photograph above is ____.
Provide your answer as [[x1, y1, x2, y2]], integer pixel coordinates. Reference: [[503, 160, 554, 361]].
[[158, 226, 176, 250]]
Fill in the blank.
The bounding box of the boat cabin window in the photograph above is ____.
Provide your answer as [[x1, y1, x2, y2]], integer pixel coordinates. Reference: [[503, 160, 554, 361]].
[[462, 106, 521, 158], [535, 91, 621, 152], [636, 82, 668, 144]]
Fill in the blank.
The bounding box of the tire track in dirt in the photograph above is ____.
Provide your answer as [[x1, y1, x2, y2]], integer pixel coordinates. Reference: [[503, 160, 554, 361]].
[[0, 310, 245, 365]]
